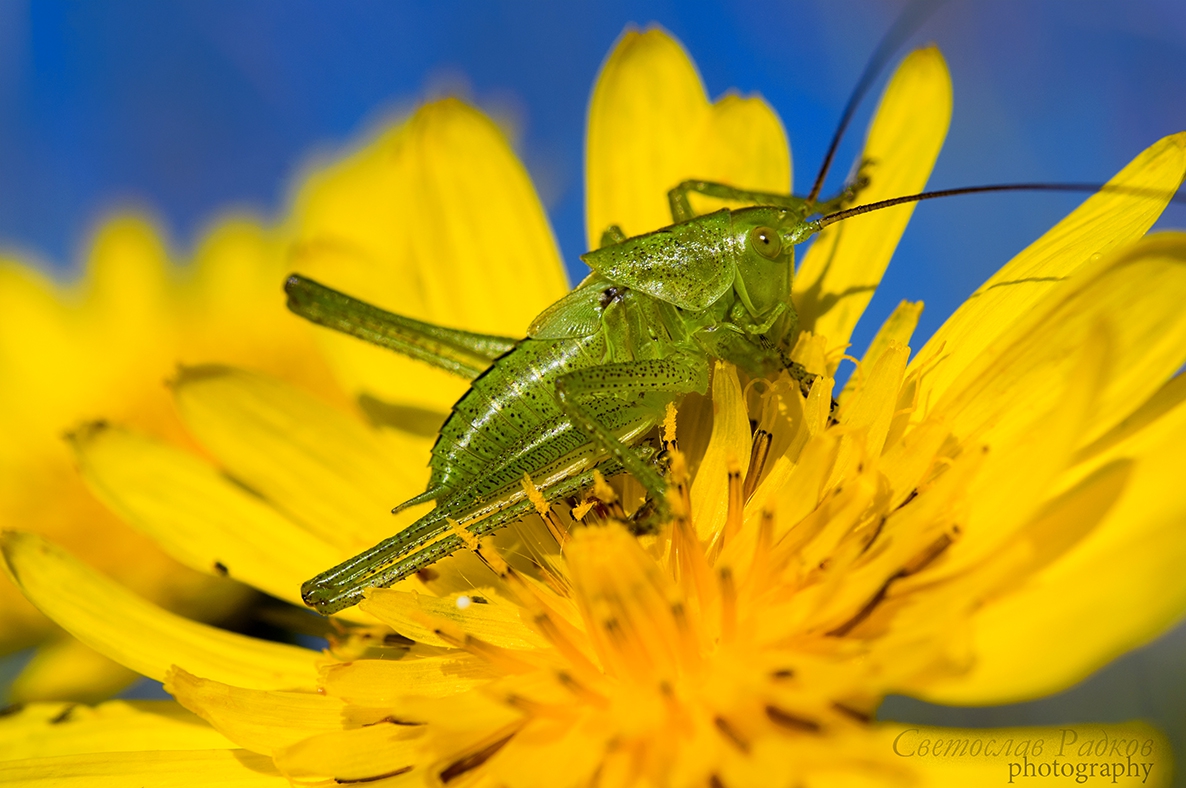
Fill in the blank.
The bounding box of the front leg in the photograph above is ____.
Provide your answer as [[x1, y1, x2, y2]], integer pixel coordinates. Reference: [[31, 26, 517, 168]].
[[668, 180, 812, 224], [554, 355, 710, 506], [666, 171, 872, 224]]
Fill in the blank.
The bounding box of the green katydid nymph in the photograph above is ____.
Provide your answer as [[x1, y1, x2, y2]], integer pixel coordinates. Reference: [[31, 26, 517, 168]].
[[287, 185, 843, 615]]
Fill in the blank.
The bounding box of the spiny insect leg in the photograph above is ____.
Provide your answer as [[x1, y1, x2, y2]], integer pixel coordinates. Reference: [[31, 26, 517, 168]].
[[666, 175, 874, 224], [553, 355, 709, 505], [598, 225, 626, 248], [300, 455, 634, 614], [376, 453, 641, 584], [667, 180, 813, 223], [809, 157, 875, 216], [285, 274, 518, 379]]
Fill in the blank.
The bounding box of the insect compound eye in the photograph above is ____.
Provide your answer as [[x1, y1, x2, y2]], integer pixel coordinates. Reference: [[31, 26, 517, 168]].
[[748, 225, 782, 260]]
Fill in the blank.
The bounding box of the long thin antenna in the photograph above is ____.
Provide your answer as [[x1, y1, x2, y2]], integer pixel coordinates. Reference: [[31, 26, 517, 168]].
[[806, 0, 950, 205], [814, 182, 1186, 229]]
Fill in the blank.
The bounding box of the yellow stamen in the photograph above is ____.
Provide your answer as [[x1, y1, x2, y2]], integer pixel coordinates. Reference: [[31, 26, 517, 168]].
[[590, 469, 618, 504], [447, 518, 481, 552], [570, 500, 595, 521], [662, 401, 678, 448], [522, 473, 570, 548]]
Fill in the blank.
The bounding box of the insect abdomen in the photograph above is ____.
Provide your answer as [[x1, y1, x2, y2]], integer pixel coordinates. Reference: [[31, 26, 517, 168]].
[[428, 333, 607, 497]]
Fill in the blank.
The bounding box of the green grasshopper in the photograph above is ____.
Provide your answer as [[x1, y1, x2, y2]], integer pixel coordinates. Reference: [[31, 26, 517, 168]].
[[288, 179, 856, 614]]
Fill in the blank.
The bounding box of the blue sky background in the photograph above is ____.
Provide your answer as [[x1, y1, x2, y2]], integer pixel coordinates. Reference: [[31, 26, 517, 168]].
[[1, 0, 1185, 765]]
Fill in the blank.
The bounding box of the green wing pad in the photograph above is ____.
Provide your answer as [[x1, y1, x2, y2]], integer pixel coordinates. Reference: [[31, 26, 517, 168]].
[[527, 278, 611, 339]]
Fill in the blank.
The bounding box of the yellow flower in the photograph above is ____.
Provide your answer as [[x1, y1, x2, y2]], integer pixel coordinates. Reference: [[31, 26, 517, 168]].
[[0, 92, 567, 702], [0, 207, 332, 699], [3, 25, 1186, 788]]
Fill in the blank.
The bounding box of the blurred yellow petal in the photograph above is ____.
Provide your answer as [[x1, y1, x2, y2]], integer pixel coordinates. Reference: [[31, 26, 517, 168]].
[[485, 718, 604, 788], [171, 365, 429, 551], [166, 667, 346, 755], [911, 133, 1186, 411], [273, 724, 424, 785], [290, 99, 567, 411], [586, 26, 789, 243], [400, 100, 569, 326], [1, 532, 320, 690], [1075, 371, 1186, 471], [320, 655, 496, 703], [794, 46, 951, 356], [178, 221, 334, 386], [0, 750, 287, 787], [0, 700, 233, 761], [8, 639, 138, 704], [0, 221, 250, 656], [71, 423, 340, 607], [0, 211, 335, 677], [292, 98, 567, 331]]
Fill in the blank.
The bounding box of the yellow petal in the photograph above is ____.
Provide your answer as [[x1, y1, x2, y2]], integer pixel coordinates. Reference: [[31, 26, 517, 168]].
[[172, 365, 429, 551], [360, 588, 549, 650], [840, 300, 923, 402], [166, 667, 346, 756], [178, 220, 337, 395], [8, 639, 138, 704], [917, 375, 1186, 705], [400, 100, 569, 325], [1, 532, 320, 690], [934, 322, 1107, 578], [910, 133, 1186, 412], [71, 423, 340, 606], [586, 26, 789, 243], [272, 724, 424, 784], [0, 750, 287, 787], [0, 262, 80, 440], [794, 46, 951, 356], [929, 233, 1186, 449], [837, 341, 910, 460], [320, 655, 496, 703], [754, 433, 840, 541], [690, 363, 752, 541], [698, 93, 793, 200], [1074, 371, 1186, 472], [878, 417, 951, 511], [486, 718, 604, 788], [0, 700, 233, 761], [290, 99, 566, 411], [0, 220, 250, 653]]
